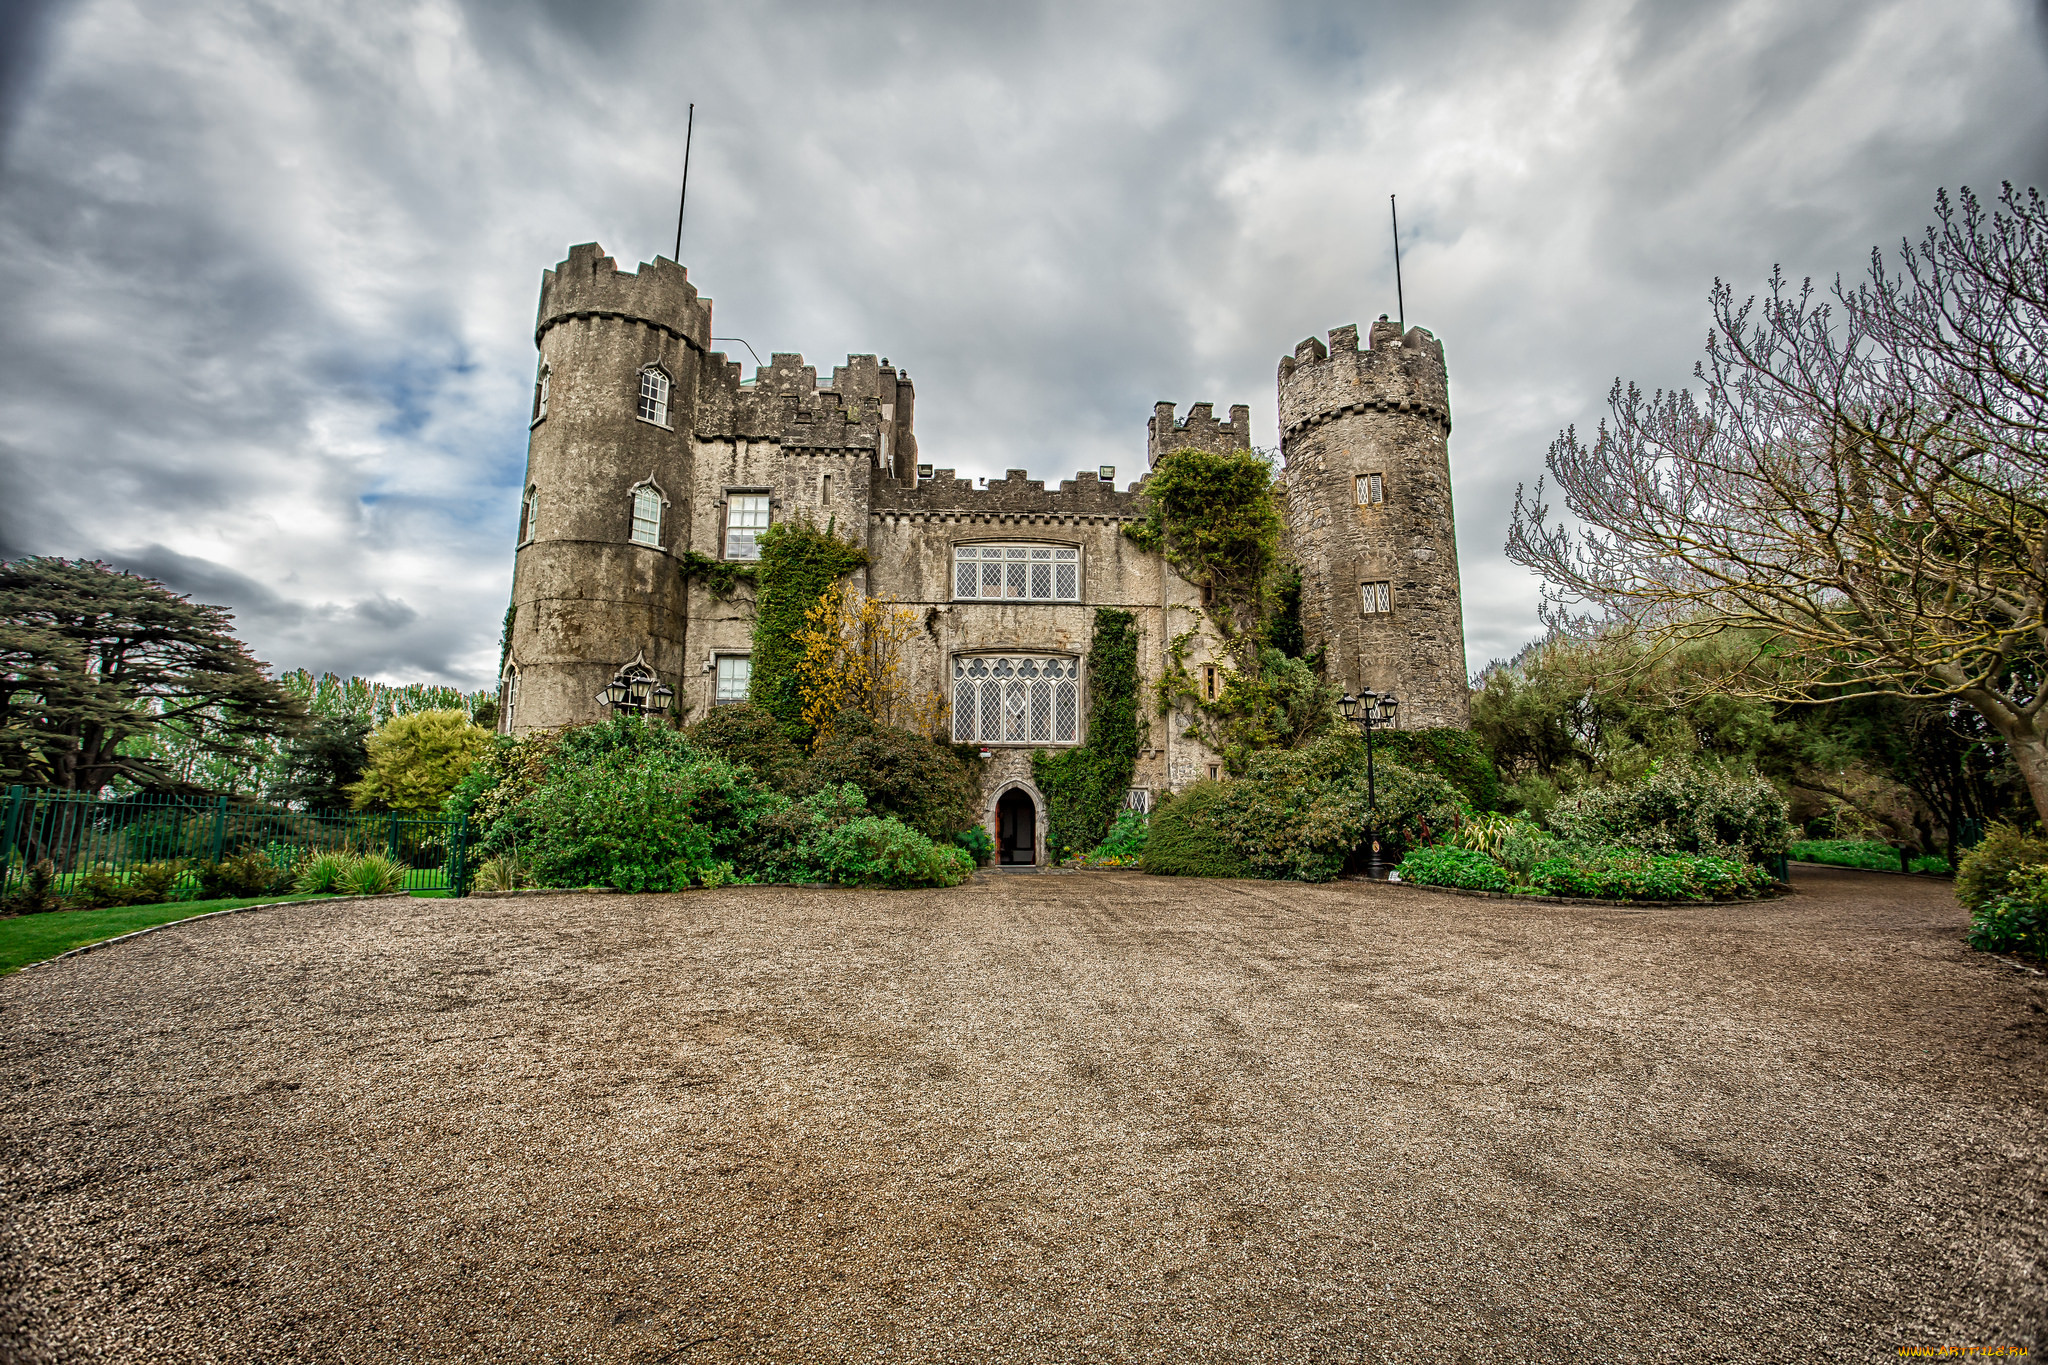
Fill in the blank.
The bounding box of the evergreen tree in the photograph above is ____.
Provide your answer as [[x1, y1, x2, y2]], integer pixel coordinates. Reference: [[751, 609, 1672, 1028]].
[[0, 558, 302, 791]]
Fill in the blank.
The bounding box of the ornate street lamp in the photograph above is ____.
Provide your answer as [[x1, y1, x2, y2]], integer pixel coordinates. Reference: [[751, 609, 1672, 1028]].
[[1338, 688, 1400, 878], [601, 674, 632, 709]]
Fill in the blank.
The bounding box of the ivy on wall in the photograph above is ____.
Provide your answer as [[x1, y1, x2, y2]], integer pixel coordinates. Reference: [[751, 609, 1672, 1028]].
[[677, 549, 758, 600], [1033, 608, 1143, 860], [1128, 447, 1338, 771], [749, 518, 868, 740]]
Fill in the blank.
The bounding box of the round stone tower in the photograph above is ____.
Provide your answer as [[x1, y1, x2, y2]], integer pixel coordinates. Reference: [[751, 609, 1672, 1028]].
[[1277, 316, 1469, 729], [502, 243, 710, 733]]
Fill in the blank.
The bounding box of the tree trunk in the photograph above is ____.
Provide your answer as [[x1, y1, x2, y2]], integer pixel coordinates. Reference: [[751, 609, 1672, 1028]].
[[1961, 689, 2048, 829]]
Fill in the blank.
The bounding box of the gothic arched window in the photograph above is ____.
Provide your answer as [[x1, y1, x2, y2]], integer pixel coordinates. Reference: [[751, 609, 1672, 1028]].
[[637, 366, 670, 426], [519, 485, 538, 543], [630, 481, 665, 547]]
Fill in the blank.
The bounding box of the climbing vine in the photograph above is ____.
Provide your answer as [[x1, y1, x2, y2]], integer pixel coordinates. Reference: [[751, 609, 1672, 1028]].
[[749, 517, 869, 740], [677, 549, 758, 600], [1129, 447, 1337, 772], [1124, 446, 1284, 657], [1033, 608, 1144, 860]]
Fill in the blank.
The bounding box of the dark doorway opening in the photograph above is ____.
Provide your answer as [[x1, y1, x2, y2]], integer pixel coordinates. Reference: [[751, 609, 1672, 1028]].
[[997, 789, 1037, 866]]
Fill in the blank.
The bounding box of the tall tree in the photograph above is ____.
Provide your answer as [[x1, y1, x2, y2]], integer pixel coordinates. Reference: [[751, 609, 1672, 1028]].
[[1509, 185, 2048, 822], [0, 558, 303, 791]]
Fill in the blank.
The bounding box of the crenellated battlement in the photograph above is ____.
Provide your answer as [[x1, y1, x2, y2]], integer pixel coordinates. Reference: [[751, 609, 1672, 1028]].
[[1147, 401, 1253, 468], [536, 243, 712, 350], [692, 346, 917, 463], [871, 467, 1143, 520], [1276, 315, 1449, 441]]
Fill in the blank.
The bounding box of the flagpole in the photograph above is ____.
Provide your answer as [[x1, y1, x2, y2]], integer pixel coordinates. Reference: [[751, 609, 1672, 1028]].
[[673, 103, 694, 262], [1390, 194, 1404, 331]]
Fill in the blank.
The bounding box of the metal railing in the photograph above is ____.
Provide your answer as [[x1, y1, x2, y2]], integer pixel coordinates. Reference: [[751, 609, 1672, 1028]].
[[0, 786, 470, 900]]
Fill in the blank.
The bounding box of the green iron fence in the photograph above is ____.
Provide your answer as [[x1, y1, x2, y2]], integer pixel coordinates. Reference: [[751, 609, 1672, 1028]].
[[0, 787, 470, 900]]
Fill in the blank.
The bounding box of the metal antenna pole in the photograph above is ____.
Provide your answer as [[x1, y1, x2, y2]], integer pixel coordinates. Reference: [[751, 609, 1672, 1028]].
[[1390, 194, 1405, 331], [673, 103, 695, 262]]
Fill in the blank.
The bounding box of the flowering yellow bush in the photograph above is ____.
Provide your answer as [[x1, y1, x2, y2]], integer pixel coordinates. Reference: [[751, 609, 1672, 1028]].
[[793, 584, 947, 747]]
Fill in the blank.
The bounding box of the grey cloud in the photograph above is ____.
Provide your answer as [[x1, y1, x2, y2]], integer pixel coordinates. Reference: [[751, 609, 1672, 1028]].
[[2, 0, 2044, 687]]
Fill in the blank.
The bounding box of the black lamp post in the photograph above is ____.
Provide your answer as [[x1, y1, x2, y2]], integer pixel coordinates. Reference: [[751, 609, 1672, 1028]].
[[1338, 688, 1400, 878]]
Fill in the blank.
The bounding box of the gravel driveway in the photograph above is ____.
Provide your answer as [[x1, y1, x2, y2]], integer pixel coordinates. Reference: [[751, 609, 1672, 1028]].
[[1, 866, 2042, 1363]]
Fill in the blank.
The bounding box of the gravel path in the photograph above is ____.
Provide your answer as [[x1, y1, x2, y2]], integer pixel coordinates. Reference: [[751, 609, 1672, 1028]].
[[1, 867, 2042, 1363]]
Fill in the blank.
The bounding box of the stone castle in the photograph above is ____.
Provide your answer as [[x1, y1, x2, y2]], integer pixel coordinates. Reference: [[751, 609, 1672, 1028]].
[[500, 243, 1468, 865]]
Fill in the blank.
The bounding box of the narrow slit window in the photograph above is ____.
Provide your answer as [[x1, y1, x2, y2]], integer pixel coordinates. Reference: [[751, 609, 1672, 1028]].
[[1357, 473, 1385, 505], [714, 655, 751, 705], [1202, 664, 1221, 701], [638, 367, 670, 425], [519, 486, 538, 543], [1362, 581, 1392, 614], [532, 363, 550, 424], [630, 486, 663, 546], [725, 493, 770, 560]]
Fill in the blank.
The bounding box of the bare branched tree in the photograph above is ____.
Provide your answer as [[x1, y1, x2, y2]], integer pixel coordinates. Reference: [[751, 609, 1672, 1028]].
[[1509, 185, 2048, 821]]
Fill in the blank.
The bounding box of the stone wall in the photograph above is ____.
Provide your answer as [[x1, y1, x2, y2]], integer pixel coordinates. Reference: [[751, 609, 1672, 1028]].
[[1277, 318, 1470, 729]]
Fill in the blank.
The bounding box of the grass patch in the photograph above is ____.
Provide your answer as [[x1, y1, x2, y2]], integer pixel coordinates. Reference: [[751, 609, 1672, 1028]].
[[0, 890, 437, 976], [1790, 839, 1950, 875]]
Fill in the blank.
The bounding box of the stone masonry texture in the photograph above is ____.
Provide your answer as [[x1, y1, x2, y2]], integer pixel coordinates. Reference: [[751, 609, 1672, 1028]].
[[504, 246, 1475, 857]]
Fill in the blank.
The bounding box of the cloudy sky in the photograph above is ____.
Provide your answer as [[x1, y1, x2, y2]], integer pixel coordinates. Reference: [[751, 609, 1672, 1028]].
[[1, 0, 2043, 689]]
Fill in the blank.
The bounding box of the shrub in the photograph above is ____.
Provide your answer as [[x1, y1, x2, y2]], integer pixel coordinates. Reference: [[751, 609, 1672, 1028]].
[[517, 737, 764, 892], [1373, 728, 1502, 813], [347, 709, 496, 814], [69, 865, 133, 910], [196, 849, 293, 899], [1088, 808, 1150, 866], [740, 784, 972, 887], [294, 852, 354, 895], [1, 860, 62, 914], [340, 853, 407, 896], [1395, 846, 1511, 892], [1208, 733, 1467, 882], [126, 861, 185, 905], [1528, 849, 1772, 902], [1141, 782, 1253, 880], [468, 854, 526, 893], [1969, 864, 2048, 960], [687, 703, 807, 791], [803, 712, 981, 840], [1955, 823, 2048, 911], [1547, 760, 1792, 862], [952, 826, 995, 868]]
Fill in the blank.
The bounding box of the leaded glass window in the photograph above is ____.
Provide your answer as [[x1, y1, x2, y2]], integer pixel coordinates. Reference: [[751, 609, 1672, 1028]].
[[1362, 580, 1392, 614], [714, 655, 751, 704], [951, 545, 1080, 602], [630, 485, 663, 546], [638, 367, 670, 425], [725, 494, 769, 560], [951, 655, 1080, 745]]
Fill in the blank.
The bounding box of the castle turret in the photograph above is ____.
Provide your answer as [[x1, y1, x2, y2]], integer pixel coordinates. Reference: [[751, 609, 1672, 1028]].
[[502, 244, 711, 732], [1277, 316, 1468, 728]]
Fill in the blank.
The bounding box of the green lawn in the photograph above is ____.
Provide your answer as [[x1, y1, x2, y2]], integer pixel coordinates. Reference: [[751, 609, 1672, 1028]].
[[0, 891, 443, 976]]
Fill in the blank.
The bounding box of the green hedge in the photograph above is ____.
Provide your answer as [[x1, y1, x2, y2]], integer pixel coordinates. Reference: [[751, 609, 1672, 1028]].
[[1141, 782, 1253, 879]]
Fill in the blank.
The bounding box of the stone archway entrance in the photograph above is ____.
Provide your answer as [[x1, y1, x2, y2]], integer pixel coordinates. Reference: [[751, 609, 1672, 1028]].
[[996, 788, 1038, 866]]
